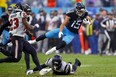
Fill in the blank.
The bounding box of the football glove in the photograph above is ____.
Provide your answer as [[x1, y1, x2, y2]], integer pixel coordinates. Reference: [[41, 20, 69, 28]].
[[58, 31, 63, 38], [39, 68, 52, 76], [34, 24, 39, 28], [83, 18, 90, 25]]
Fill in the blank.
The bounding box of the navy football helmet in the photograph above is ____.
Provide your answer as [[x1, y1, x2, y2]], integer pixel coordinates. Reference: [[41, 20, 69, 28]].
[[24, 4, 31, 12], [8, 6, 13, 11], [14, 2, 25, 11], [75, 2, 85, 16], [52, 54, 62, 67], [1, 13, 8, 21]]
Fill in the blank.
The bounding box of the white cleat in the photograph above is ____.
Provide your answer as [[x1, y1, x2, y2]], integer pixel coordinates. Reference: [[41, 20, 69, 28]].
[[45, 47, 56, 55], [28, 39, 36, 44], [26, 70, 34, 75], [39, 68, 52, 76]]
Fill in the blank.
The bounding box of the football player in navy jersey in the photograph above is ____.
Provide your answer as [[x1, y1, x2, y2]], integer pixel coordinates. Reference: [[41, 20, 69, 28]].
[[29, 2, 90, 55]]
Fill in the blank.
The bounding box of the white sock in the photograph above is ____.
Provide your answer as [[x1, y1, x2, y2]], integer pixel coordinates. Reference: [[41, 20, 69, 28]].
[[45, 47, 56, 55]]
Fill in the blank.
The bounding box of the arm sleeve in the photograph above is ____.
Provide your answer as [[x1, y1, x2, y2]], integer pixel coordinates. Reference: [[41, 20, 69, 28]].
[[45, 58, 53, 67], [101, 18, 108, 28]]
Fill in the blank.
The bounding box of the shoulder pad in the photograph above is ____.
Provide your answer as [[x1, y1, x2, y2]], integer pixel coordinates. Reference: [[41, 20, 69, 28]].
[[66, 9, 74, 14]]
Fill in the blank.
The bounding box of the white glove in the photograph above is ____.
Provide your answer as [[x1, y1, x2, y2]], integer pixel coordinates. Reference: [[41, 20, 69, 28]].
[[83, 18, 90, 25], [39, 68, 52, 76], [34, 24, 39, 28], [7, 42, 12, 47], [58, 31, 63, 38]]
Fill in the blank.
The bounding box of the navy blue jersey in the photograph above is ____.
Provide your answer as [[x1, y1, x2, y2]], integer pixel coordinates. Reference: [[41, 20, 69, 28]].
[[1, 13, 10, 31], [66, 9, 88, 33]]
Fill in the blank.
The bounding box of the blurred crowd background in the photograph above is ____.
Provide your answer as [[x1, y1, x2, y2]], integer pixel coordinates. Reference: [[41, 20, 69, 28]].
[[0, 0, 116, 55]]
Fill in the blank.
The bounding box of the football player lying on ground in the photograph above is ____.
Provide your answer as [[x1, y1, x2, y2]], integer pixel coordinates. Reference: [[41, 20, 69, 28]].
[[28, 2, 91, 55], [26, 54, 81, 75]]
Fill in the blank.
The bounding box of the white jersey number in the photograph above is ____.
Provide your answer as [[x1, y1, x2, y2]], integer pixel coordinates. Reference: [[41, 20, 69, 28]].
[[71, 20, 81, 29]]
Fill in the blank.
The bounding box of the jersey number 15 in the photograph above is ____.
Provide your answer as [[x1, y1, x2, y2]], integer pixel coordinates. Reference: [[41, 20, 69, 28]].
[[71, 20, 81, 29]]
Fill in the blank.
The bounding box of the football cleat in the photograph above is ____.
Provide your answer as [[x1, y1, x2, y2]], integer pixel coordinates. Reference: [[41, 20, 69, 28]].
[[26, 70, 34, 75], [75, 58, 81, 66], [39, 68, 52, 76], [45, 47, 56, 55]]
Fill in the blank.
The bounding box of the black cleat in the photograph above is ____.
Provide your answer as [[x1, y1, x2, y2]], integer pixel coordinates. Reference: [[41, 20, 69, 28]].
[[75, 58, 81, 66], [0, 47, 3, 52]]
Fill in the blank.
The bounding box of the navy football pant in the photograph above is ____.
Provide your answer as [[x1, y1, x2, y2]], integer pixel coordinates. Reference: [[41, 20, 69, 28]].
[[0, 36, 42, 70]]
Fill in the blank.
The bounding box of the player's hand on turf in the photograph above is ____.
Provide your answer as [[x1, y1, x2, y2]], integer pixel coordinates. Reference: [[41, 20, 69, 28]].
[[39, 68, 52, 76], [58, 31, 63, 38]]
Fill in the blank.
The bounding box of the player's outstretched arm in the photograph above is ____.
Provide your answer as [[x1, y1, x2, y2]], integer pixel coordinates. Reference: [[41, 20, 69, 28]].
[[59, 15, 70, 38]]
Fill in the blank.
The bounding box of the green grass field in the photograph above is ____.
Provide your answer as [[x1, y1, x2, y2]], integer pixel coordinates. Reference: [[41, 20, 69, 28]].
[[0, 53, 116, 77]]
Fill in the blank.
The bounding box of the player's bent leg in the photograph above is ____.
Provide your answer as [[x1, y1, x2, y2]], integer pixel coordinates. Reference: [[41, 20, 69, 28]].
[[45, 47, 56, 55], [23, 41, 42, 71], [0, 56, 21, 63], [45, 41, 66, 55], [24, 52, 30, 71], [0, 47, 11, 56], [45, 28, 59, 38], [28, 34, 47, 44], [72, 58, 81, 72], [36, 34, 46, 41]]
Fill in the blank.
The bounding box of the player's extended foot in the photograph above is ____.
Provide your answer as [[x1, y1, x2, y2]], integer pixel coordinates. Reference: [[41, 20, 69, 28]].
[[75, 58, 81, 66], [28, 39, 36, 44], [26, 70, 34, 75], [39, 68, 52, 76], [45, 47, 56, 55]]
